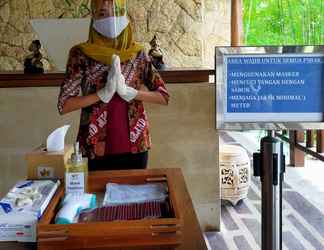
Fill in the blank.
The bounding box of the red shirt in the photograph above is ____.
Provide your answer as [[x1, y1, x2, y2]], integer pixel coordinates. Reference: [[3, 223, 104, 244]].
[[105, 94, 131, 155]]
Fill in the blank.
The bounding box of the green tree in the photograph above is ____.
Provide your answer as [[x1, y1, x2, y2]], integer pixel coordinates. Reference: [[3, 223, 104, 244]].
[[243, 0, 324, 45]]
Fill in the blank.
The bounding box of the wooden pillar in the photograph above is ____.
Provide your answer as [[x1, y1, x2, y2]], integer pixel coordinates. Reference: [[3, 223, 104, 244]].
[[316, 130, 324, 153], [289, 131, 305, 167], [231, 0, 244, 46], [306, 130, 314, 148]]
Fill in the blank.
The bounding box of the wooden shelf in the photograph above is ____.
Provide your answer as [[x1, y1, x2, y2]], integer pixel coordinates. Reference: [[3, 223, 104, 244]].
[[0, 69, 214, 88]]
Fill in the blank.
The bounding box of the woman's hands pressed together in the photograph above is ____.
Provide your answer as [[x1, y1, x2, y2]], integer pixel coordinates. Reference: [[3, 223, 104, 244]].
[[97, 54, 139, 103]]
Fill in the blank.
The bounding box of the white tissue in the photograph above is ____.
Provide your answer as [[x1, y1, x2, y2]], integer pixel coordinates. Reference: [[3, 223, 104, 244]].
[[46, 125, 70, 152]]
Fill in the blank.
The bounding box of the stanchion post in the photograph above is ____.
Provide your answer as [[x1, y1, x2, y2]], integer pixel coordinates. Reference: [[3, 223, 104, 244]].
[[253, 131, 285, 250]]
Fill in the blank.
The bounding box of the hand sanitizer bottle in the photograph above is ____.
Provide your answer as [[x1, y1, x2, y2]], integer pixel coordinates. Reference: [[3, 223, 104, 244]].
[[65, 142, 88, 194]]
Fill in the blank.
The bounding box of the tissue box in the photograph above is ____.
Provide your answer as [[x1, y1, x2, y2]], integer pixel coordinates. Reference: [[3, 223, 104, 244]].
[[26, 145, 73, 180]]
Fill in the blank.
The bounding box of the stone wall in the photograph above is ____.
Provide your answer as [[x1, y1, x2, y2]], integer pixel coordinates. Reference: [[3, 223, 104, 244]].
[[0, 0, 230, 71]]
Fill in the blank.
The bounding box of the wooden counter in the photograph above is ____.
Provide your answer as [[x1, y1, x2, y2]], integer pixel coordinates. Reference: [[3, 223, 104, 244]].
[[0, 169, 208, 250], [0, 69, 213, 88]]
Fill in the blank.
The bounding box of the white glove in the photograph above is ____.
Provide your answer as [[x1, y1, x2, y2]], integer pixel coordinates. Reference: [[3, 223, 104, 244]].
[[97, 55, 120, 103], [112, 55, 138, 102]]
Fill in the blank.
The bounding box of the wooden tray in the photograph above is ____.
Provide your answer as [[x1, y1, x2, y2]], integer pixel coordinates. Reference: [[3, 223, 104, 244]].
[[37, 169, 183, 250]]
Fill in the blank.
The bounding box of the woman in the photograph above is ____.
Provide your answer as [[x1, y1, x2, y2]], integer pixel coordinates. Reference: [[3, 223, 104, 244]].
[[58, 0, 169, 170]]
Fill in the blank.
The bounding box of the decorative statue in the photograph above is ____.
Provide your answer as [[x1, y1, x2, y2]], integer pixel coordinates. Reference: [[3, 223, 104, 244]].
[[24, 40, 44, 74], [148, 35, 166, 70]]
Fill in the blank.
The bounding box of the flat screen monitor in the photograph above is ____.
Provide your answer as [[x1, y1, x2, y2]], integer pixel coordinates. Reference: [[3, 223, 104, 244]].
[[216, 46, 324, 130]]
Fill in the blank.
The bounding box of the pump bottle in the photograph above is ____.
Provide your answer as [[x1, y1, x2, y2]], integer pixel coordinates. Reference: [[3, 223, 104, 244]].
[[65, 142, 88, 194]]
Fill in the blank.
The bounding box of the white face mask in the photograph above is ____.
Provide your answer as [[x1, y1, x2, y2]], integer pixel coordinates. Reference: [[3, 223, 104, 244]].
[[93, 15, 129, 39]]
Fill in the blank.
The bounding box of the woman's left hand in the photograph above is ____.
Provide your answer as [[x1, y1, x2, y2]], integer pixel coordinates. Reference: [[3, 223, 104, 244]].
[[116, 77, 138, 102], [113, 54, 168, 105], [110, 54, 138, 102]]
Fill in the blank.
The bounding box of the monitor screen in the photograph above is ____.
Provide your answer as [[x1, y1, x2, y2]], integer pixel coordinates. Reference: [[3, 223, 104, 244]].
[[216, 46, 324, 130]]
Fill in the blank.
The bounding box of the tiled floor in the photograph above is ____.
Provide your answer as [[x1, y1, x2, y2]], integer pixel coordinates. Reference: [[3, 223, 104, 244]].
[[206, 175, 324, 250], [206, 132, 324, 250]]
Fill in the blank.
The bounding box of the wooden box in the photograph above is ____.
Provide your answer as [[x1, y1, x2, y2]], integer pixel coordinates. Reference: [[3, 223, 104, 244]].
[[37, 169, 183, 250]]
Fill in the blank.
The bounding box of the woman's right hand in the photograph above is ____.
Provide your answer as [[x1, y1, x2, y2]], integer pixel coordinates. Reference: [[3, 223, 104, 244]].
[[97, 75, 117, 103]]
